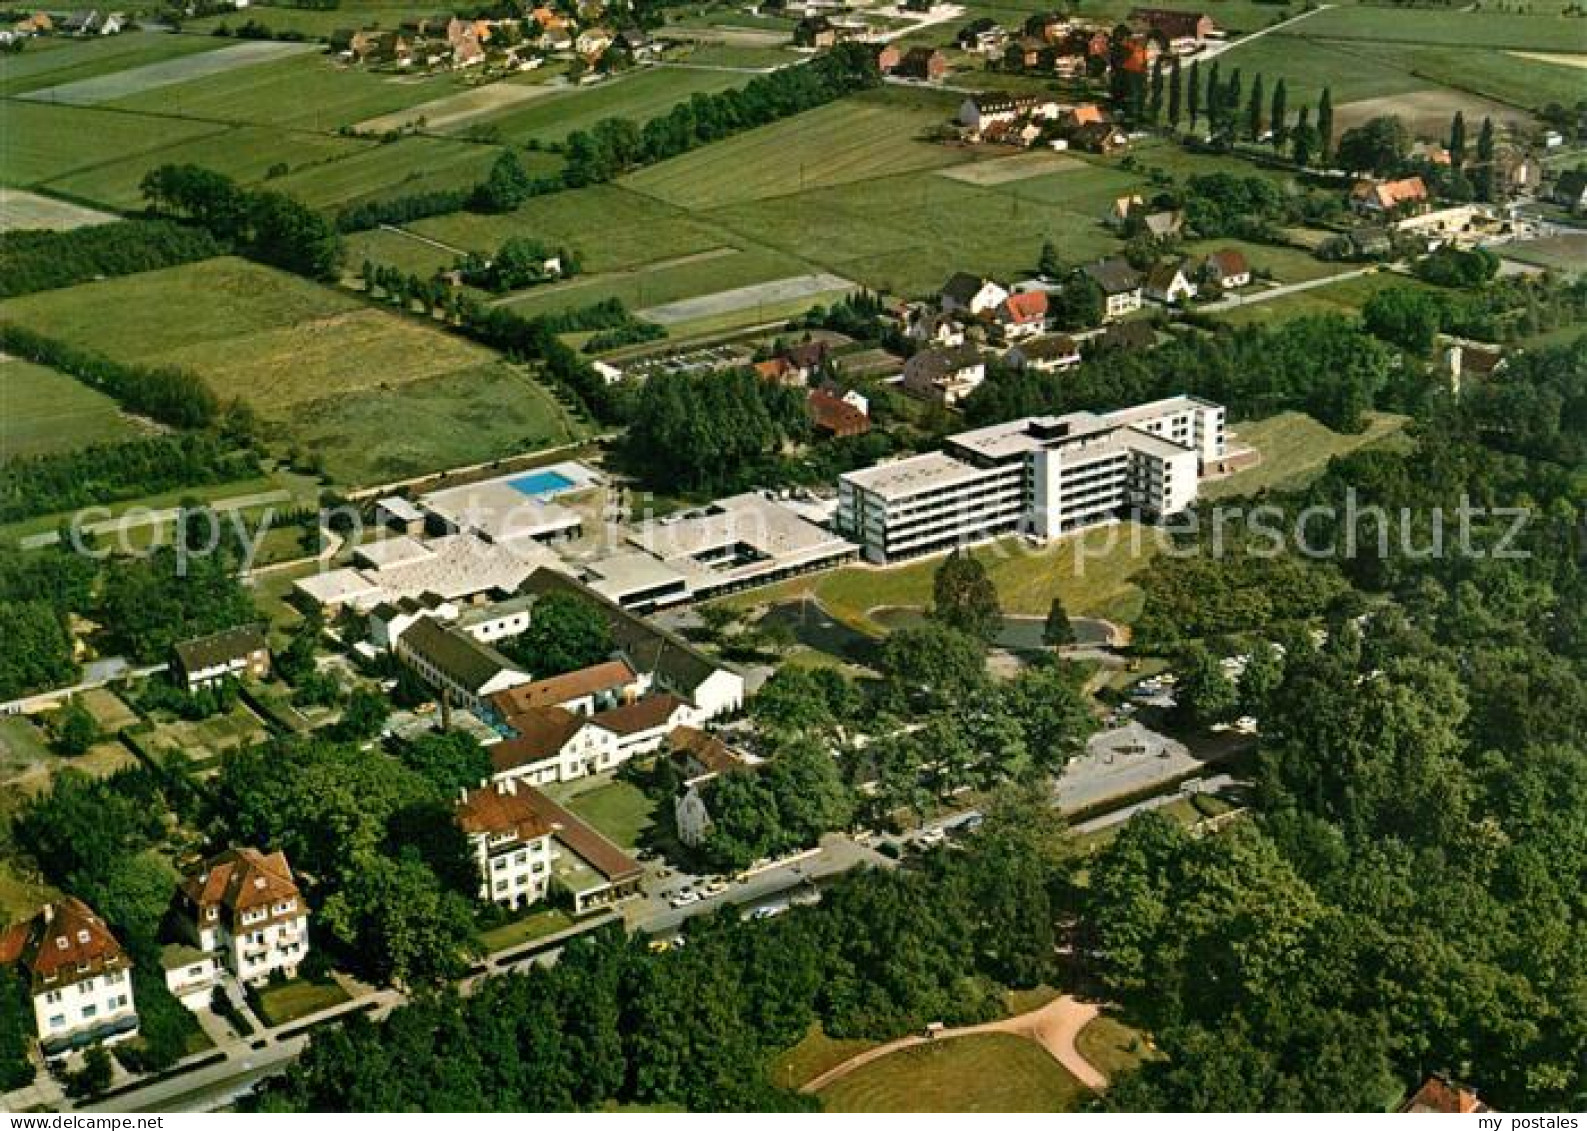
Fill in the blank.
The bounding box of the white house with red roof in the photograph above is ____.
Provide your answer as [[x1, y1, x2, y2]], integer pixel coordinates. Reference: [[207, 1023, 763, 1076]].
[[996, 290, 1049, 338], [457, 780, 556, 909], [177, 848, 309, 987], [0, 899, 138, 1057]]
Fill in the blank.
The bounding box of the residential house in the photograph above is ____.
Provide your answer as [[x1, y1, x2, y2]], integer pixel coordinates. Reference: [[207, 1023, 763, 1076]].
[[171, 625, 269, 693], [176, 848, 309, 988], [905, 308, 967, 347], [1082, 257, 1144, 319], [1139, 209, 1184, 239], [1107, 193, 1145, 227], [1005, 334, 1081, 373], [160, 944, 222, 1010], [1060, 103, 1105, 131], [1068, 120, 1127, 154], [783, 339, 831, 380], [446, 16, 485, 66], [575, 26, 612, 59], [794, 15, 837, 48], [996, 290, 1049, 338], [1005, 36, 1046, 70], [808, 387, 872, 438], [457, 780, 555, 909], [1144, 259, 1196, 304], [1399, 1076, 1494, 1114], [896, 46, 948, 82], [613, 27, 658, 61], [1195, 247, 1251, 290], [819, 381, 869, 416], [874, 42, 902, 73], [1129, 7, 1215, 50], [901, 346, 987, 406], [957, 93, 1030, 133], [395, 615, 530, 710], [1350, 176, 1429, 215], [493, 787, 642, 914], [1550, 169, 1587, 212], [754, 356, 802, 386], [940, 272, 1010, 316], [0, 900, 137, 1058], [1440, 340, 1508, 394]]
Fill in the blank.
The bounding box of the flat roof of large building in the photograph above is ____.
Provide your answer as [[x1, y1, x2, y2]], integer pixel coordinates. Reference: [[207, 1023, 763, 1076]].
[[840, 451, 1003, 501], [1101, 395, 1221, 428], [948, 412, 1111, 462], [295, 533, 564, 611]]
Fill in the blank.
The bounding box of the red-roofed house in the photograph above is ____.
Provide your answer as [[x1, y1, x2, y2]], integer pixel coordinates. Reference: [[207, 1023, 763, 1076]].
[[808, 388, 872, 438], [1351, 176, 1429, 215], [457, 779, 556, 908], [1399, 1075, 1493, 1114], [0, 899, 138, 1057], [177, 848, 308, 986], [997, 290, 1049, 338], [1196, 247, 1251, 289]]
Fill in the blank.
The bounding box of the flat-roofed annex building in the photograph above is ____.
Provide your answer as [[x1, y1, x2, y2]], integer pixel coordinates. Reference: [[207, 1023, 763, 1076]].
[[836, 396, 1225, 562]]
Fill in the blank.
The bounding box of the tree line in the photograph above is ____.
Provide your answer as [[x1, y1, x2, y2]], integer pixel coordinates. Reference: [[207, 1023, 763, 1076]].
[[0, 219, 223, 299]]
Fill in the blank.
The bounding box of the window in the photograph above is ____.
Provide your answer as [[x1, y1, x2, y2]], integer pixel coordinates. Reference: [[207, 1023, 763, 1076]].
[[48, 1015, 64, 1029], [81, 1005, 96, 1020], [44, 990, 62, 1005], [79, 977, 94, 994]]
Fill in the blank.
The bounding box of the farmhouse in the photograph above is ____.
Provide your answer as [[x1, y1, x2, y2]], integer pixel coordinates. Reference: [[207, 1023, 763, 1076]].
[[172, 625, 270, 693], [896, 46, 948, 82], [957, 94, 1053, 133], [1067, 121, 1128, 154], [901, 346, 988, 406], [837, 396, 1226, 562], [1350, 176, 1429, 215], [1144, 260, 1196, 305], [176, 848, 309, 988], [0, 899, 138, 1058], [808, 387, 872, 437], [1194, 247, 1251, 289], [1082, 257, 1144, 319], [1129, 7, 1216, 48], [457, 780, 555, 909]]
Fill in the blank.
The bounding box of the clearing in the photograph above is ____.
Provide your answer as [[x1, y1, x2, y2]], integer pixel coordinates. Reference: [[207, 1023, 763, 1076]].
[[0, 187, 118, 230], [816, 1032, 1088, 1113], [1202, 411, 1411, 500]]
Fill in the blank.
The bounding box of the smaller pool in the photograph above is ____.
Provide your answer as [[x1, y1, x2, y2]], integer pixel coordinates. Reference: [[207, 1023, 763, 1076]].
[[507, 469, 577, 498]]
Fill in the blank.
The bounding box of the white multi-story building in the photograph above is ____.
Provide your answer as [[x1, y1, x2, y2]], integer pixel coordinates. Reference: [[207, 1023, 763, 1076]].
[[457, 780, 555, 909], [837, 397, 1225, 563], [178, 848, 309, 987], [0, 899, 138, 1058]]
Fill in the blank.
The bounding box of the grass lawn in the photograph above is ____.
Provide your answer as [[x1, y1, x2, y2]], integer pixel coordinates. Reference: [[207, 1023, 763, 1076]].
[[1285, 5, 1587, 51], [0, 716, 53, 782], [479, 907, 575, 953], [1178, 238, 1341, 286], [1074, 1014, 1156, 1081], [1214, 31, 1433, 106], [1500, 233, 1587, 274], [136, 702, 272, 768], [0, 357, 141, 462], [0, 858, 58, 925], [250, 976, 351, 1027], [1211, 270, 1443, 329], [724, 520, 1163, 634], [1203, 410, 1411, 499], [770, 1024, 882, 1093], [77, 688, 139, 733], [563, 780, 657, 852], [1338, 42, 1587, 114], [817, 1032, 1089, 1112]]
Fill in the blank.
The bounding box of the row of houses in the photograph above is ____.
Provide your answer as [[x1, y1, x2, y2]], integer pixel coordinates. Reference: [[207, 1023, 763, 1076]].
[[337, 10, 655, 70], [2, 848, 307, 1060], [957, 8, 1219, 83], [4, 9, 125, 41], [955, 94, 1126, 153]]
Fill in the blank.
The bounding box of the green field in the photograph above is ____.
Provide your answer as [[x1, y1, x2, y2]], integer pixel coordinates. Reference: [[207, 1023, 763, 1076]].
[[1338, 41, 1587, 114], [461, 67, 754, 146], [1211, 270, 1445, 329], [771, 1025, 882, 1092], [0, 29, 227, 96], [267, 134, 534, 211], [622, 89, 972, 210], [1215, 31, 1434, 106], [0, 100, 224, 188], [0, 357, 140, 461], [1073, 1014, 1155, 1081], [817, 1033, 1088, 1113], [250, 976, 351, 1027], [185, 1, 446, 39], [1286, 5, 1587, 51], [1501, 233, 1587, 274], [1202, 411, 1411, 499]]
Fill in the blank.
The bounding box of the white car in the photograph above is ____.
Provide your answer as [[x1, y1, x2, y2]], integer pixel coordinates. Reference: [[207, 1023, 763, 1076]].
[[669, 890, 699, 909], [702, 879, 728, 896]]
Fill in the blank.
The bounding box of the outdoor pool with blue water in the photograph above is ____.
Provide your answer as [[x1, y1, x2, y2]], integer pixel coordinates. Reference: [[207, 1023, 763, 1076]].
[[507, 469, 577, 498]]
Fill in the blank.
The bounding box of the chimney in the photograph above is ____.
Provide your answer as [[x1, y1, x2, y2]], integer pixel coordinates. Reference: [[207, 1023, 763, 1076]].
[[499, 777, 516, 796]]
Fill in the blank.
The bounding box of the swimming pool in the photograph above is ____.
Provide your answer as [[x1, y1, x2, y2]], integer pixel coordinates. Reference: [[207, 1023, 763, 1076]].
[[507, 469, 577, 498]]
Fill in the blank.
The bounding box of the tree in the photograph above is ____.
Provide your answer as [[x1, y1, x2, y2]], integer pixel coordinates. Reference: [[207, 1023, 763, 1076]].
[[751, 666, 838, 735], [1149, 57, 1165, 122], [1051, 271, 1105, 330], [0, 600, 77, 700], [1247, 73, 1265, 142], [333, 687, 389, 743], [506, 592, 613, 677], [1475, 115, 1496, 201], [51, 696, 98, 757], [1173, 644, 1238, 729], [321, 851, 479, 987], [930, 549, 1002, 642], [1317, 87, 1334, 166], [1000, 662, 1093, 772], [1043, 596, 1076, 648], [476, 150, 534, 213], [1269, 79, 1287, 148], [1038, 237, 1063, 280], [1291, 105, 1314, 168], [0, 972, 34, 1091], [1187, 59, 1201, 129], [1336, 115, 1410, 176], [1449, 110, 1467, 169], [881, 623, 988, 710], [1238, 640, 1285, 719], [401, 731, 492, 794], [247, 190, 343, 280], [1167, 56, 1182, 129]]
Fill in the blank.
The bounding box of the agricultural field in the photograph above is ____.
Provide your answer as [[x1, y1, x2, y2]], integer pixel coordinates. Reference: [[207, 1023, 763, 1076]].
[[0, 357, 142, 461], [0, 187, 117, 230], [816, 1033, 1089, 1113], [622, 89, 973, 210], [458, 66, 754, 146], [1338, 42, 1587, 116], [0, 257, 584, 483], [0, 99, 224, 188], [1283, 5, 1587, 51], [1500, 233, 1587, 274], [266, 135, 535, 211], [0, 28, 226, 96], [185, 0, 448, 39], [16, 39, 316, 106]]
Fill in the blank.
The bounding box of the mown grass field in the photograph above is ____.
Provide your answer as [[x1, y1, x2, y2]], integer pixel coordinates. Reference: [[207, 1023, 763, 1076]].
[[1202, 411, 1411, 499], [1210, 270, 1445, 330], [0, 99, 224, 188], [18, 39, 315, 105], [563, 780, 656, 853], [0, 29, 225, 95], [1286, 5, 1587, 51], [267, 135, 535, 211], [771, 1026, 882, 1093], [1500, 233, 1587, 274], [816, 1033, 1089, 1113], [0, 357, 141, 461], [1339, 41, 1587, 114]]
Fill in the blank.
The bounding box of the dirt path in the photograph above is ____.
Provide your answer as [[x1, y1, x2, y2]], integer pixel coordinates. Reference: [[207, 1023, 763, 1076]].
[[800, 995, 1108, 1095]]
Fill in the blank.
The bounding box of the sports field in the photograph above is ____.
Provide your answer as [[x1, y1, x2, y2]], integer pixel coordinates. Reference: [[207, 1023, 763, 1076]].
[[0, 357, 140, 462]]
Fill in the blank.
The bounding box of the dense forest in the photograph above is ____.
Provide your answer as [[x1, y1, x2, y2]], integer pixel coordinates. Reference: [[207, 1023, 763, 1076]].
[[0, 220, 223, 299]]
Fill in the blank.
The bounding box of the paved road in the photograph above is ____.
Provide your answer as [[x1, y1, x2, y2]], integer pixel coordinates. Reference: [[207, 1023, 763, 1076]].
[[1, 662, 166, 715], [1070, 773, 1238, 836], [1201, 4, 1333, 60]]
